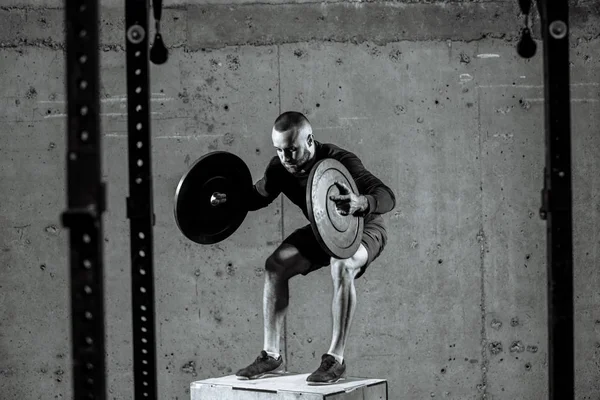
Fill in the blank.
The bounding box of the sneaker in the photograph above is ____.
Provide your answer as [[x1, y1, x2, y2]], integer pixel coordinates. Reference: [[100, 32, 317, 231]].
[[306, 354, 346, 385], [235, 350, 284, 380]]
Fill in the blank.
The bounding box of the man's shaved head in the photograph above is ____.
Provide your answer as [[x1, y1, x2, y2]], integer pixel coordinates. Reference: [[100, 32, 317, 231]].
[[273, 111, 312, 137], [271, 111, 316, 175]]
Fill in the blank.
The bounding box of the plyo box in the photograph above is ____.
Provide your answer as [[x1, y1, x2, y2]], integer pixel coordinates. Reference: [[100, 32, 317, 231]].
[[190, 372, 388, 399]]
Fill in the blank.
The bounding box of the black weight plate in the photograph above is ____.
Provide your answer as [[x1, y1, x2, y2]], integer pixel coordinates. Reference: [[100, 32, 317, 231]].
[[306, 158, 364, 259], [174, 151, 252, 244]]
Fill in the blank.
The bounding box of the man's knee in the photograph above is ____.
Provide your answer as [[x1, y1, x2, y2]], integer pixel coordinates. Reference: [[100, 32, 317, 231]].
[[265, 253, 286, 275], [330, 245, 368, 282], [266, 245, 309, 278], [330, 259, 361, 282]]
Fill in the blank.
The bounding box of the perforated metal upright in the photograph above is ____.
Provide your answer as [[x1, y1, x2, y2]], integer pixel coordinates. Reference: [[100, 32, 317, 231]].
[[61, 0, 107, 398], [537, 0, 574, 399], [125, 0, 159, 398]]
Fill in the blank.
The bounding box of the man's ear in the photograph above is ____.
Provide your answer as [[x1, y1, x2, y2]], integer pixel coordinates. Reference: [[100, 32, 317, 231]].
[[307, 133, 314, 146]]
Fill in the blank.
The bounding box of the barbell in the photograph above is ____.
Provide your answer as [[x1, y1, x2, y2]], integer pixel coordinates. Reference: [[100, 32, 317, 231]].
[[173, 151, 364, 259]]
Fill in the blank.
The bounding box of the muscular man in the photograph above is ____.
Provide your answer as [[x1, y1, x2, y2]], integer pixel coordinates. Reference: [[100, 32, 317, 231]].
[[214, 111, 396, 384]]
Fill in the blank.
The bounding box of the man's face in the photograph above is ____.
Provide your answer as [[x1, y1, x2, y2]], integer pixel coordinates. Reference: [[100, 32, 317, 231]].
[[272, 127, 313, 175]]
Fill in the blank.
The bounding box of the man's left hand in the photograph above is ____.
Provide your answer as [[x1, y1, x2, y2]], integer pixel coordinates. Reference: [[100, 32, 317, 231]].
[[329, 181, 368, 216]]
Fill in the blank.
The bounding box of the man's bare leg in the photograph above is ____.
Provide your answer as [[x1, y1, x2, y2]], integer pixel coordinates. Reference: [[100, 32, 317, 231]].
[[327, 245, 369, 363], [263, 270, 288, 356], [327, 273, 357, 362], [236, 244, 312, 379], [263, 244, 312, 357]]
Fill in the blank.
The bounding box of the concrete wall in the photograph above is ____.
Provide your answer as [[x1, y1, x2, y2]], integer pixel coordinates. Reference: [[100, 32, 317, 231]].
[[1, 1, 599, 399]]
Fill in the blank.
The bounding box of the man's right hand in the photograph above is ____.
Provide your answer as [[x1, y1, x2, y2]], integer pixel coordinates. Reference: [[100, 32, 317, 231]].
[[210, 192, 227, 206]]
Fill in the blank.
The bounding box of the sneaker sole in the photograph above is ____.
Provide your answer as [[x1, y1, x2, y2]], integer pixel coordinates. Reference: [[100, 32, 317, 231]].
[[306, 374, 346, 385], [236, 364, 285, 380]]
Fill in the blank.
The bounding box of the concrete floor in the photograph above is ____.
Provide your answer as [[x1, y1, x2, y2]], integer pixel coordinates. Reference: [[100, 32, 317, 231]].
[[0, 1, 599, 399]]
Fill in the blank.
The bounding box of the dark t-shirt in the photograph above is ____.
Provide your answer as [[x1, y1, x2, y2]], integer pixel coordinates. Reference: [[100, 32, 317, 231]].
[[247, 141, 396, 225]]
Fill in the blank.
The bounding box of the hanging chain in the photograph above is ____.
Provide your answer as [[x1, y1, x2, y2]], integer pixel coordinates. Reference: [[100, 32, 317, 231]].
[[517, 0, 537, 58], [150, 0, 168, 65]]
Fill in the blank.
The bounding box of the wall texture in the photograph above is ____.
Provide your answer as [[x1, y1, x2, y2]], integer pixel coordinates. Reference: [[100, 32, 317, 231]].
[[0, 1, 599, 399]]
